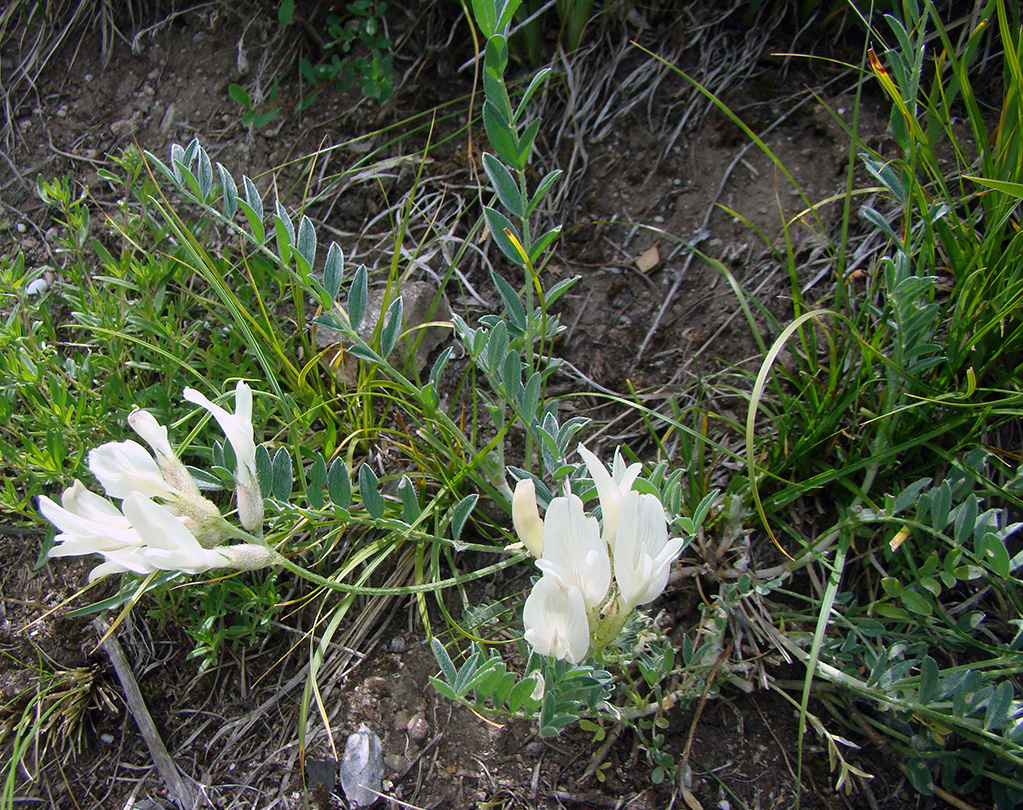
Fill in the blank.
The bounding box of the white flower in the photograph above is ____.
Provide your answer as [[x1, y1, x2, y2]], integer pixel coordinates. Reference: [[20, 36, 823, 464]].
[[523, 573, 590, 664], [535, 494, 611, 611], [25, 278, 49, 296], [512, 478, 544, 557], [40, 486, 272, 582], [89, 419, 228, 547], [39, 481, 138, 559], [88, 440, 179, 501], [613, 490, 685, 610], [183, 381, 263, 532], [578, 444, 642, 551], [128, 409, 202, 500]]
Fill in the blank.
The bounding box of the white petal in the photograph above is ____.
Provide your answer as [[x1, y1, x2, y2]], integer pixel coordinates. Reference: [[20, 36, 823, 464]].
[[122, 493, 201, 552], [578, 443, 636, 551], [614, 491, 678, 608], [523, 575, 590, 664], [184, 384, 260, 500], [541, 494, 610, 609], [128, 409, 205, 500], [39, 492, 133, 542], [122, 493, 229, 574], [128, 410, 174, 459], [183, 386, 257, 470], [60, 481, 125, 522], [88, 440, 174, 500], [88, 559, 132, 582]]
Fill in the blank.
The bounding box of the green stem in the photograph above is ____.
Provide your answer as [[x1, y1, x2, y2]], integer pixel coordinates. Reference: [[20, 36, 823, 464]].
[[268, 547, 523, 596]]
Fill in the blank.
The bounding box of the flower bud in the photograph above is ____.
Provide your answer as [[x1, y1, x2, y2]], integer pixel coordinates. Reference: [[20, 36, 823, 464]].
[[219, 544, 275, 571], [512, 478, 544, 557], [128, 409, 202, 500]]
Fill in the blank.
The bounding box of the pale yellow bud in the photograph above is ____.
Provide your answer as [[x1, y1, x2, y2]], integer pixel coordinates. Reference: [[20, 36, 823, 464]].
[[512, 478, 544, 557]]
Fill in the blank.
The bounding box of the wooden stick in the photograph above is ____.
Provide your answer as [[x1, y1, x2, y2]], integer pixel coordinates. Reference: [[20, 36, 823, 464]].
[[94, 618, 198, 810]]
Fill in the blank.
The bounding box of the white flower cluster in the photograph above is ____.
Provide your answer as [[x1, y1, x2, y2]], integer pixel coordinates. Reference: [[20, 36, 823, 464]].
[[513, 445, 685, 664], [39, 382, 271, 582]]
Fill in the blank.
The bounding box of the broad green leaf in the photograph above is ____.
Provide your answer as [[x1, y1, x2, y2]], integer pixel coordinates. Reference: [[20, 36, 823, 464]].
[[484, 206, 525, 266], [485, 34, 509, 75], [985, 680, 1012, 730], [297, 215, 316, 268], [482, 152, 524, 218], [528, 226, 562, 264], [229, 83, 252, 107], [275, 199, 295, 243], [931, 480, 951, 528], [918, 655, 939, 704], [429, 346, 452, 389], [278, 0, 294, 26], [255, 444, 273, 498], [142, 150, 177, 186], [217, 163, 238, 218], [431, 637, 458, 685], [470, 0, 496, 37], [520, 371, 541, 420], [860, 205, 898, 242], [900, 589, 932, 616], [237, 200, 265, 244], [242, 175, 263, 220], [861, 152, 907, 203], [953, 494, 978, 545], [483, 100, 520, 170], [397, 475, 420, 524], [508, 675, 539, 713], [450, 494, 479, 541], [495, 0, 520, 32], [526, 169, 563, 217], [349, 264, 368, 330], [324, 242, 344, 301], [502, 352, 521, 398], [273, 216, 293, 266], [306, 453, 327, 510], [978, 532, 1011, 579], [490, 269, 527, 331], [514, 67, 552, 123], [516, 118, 541, 170], [894, 477, 931, 514], [196, 146, 213, 198], [358, 463, 384, 520], [380, 295, 404, 359], [327, 458, 351, 509], [485, 319, 510, 376], [429, 676, 460, 702], [873, 603, 910, 620], [271, 447, 294, 500], [453, 651, 481, 694]]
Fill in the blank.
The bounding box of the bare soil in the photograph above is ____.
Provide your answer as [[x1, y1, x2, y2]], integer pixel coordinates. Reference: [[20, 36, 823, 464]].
[[1, 4, 915, 809]]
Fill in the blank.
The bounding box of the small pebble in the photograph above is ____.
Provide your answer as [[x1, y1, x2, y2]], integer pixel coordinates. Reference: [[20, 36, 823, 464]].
[[84, 73, 93, 82], [16, 222, 26, 233], [384, 754, 408, 773], [100, 733, 114, 743], [407, 714, 428, 741], [392, 710, 409, 732], [389, 636, 406, 653]]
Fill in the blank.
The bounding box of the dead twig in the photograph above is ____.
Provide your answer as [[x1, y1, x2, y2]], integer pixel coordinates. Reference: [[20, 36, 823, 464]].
[[574, 722, 625, 787], [93, 618, 199, 810]]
